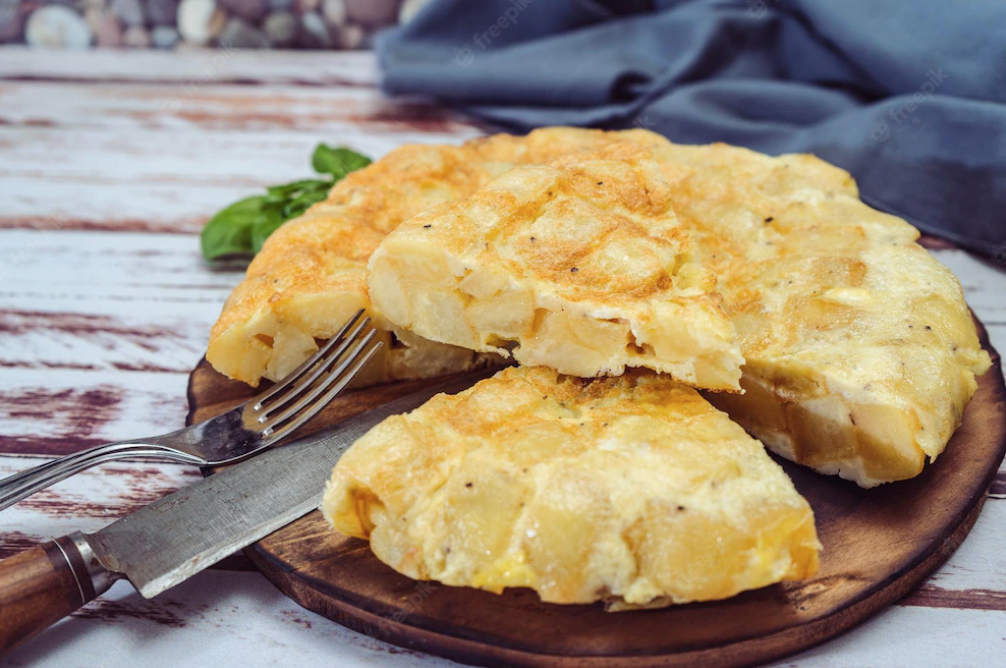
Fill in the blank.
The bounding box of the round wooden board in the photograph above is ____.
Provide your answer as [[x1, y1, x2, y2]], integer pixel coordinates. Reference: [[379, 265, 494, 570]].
[[187, 322, 1005, 668]]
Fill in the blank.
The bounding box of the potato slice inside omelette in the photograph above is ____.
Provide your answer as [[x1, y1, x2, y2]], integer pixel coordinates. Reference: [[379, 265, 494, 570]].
[[209, 126, 990, 486], [321, 366, 820, 610], [367, 142, 744, 391], [206, 129, 664, 388], [617, 131, 993, 486]]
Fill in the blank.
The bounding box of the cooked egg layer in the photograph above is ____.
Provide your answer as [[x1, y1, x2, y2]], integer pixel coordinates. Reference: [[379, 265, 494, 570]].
[[322, 366, 820, 609], [368, 143, 743, 391]]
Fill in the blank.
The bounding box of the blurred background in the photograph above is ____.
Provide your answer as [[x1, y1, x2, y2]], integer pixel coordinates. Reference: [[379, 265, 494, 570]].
[[0, 0, 428, 50]]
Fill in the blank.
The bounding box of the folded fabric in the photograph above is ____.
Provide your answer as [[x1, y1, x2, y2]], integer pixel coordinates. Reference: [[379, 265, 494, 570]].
[[377, 0, 1006, 258]]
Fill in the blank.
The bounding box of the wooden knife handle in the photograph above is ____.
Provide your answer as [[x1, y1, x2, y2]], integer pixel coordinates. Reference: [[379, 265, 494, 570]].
[[0, 533, 113, 653]]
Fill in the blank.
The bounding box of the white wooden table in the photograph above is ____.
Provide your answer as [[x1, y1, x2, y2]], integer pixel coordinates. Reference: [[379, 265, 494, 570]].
[[1, 47, 1004, 668]]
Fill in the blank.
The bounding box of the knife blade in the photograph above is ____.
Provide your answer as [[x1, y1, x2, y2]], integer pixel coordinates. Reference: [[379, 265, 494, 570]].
[[0, 370, 494, 652]]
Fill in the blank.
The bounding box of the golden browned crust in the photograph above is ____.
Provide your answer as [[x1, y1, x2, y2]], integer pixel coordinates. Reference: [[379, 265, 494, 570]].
[[618, 130, 992, 485], [206, 129, 660, 387], [322, 366, 820, 609], [367, 141, 743, 390], [208, 126, 990, 485]]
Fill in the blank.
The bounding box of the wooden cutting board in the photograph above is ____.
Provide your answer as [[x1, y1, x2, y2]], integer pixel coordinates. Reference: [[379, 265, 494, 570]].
[[186, 321, 1005, 668]]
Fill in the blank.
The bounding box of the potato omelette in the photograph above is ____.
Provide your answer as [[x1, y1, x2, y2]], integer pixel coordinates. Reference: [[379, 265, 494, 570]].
[[618, 130, 992, 485], [207, 129, 647, 388], [208, 126, 991, 487], [322, 366, 820, 609], [368, 141, 744, 391]]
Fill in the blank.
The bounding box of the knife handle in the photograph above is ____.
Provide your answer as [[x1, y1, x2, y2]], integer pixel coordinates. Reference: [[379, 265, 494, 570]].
[[0, 532, 115, 653]]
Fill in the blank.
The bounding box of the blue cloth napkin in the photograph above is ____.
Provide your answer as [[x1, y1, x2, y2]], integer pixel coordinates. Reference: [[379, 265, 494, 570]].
[[377, 0, 1006, 258]]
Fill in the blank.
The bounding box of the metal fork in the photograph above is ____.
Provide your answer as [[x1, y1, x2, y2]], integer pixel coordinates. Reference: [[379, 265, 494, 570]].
[[0, 310, 382, 512]]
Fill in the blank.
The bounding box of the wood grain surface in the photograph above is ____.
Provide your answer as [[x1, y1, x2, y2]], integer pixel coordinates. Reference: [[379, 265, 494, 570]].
[[186, 322, 1006, 668], [2, 47, 1006, 668]]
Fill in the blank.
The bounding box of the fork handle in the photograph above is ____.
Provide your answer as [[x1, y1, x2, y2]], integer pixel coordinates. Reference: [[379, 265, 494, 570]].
[[0, 532, 115, 652], [0, 443, 204, 512]]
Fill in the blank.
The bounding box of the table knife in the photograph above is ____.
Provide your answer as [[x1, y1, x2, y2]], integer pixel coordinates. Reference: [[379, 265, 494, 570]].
[[0, 371, 491, 653]]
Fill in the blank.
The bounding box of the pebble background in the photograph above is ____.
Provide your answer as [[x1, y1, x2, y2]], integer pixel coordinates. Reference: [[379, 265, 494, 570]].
[[1, 0, 431, 49]]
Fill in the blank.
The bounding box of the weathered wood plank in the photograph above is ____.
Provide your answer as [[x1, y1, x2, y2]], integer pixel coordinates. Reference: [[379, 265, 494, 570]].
[[0, 236, 218, 456], [899, 495, 1006, 608], [0, 368, 193, 455], [772, 606, 1006, 667], [11, 576, 1003, 668], [1, 177, 267, 234], [0, 307, 215, 374], [904, 586, 1006, 612], [0, 126, 479, 232], [0, 81, 480, 134], [0, 231, 237, 380], [0, 568, 447, 668], [937, 251, 1006, 323], [0, 127, 475, 187], [0, 230, 240, 301], [0, 47, 381, 87]]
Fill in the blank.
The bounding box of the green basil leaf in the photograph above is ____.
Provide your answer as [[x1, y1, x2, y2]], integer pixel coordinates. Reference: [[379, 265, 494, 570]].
[[281, 186, 330, 220], [251, 217, 288, 255], [201, 146, 370, 262], [266, 178, 331, 200], [200, 195, 269, 260], [263, 200, 286, 226], [311, 144, 372, 178]]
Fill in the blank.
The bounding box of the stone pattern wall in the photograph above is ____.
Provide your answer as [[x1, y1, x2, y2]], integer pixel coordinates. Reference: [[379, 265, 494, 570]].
[[0, 0, 430, 49]]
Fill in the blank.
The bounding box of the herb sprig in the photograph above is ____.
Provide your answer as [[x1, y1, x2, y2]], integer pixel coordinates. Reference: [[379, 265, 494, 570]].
[[200, 144, 371, 261]]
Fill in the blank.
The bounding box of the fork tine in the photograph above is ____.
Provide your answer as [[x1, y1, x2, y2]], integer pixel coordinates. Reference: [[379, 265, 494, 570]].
[[264, 339, 384, 445], [256, 316, 373, 419], [259, 328, 378, 432], [260, 331, 381, 438], [251, 309, 365, 411]]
